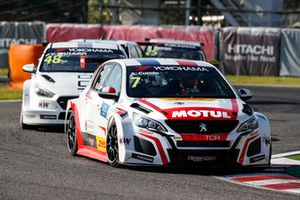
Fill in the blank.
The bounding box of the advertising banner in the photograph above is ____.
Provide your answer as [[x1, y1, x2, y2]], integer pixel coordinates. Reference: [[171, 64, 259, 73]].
[[46, 24, 216, 61], [221, 27, 281, 75], [0, 22, 45, 68], [280, 29, 300, 77]]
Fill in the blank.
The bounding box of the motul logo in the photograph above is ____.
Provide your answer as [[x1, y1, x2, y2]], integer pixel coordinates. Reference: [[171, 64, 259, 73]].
[[172, 110, 231, 119]]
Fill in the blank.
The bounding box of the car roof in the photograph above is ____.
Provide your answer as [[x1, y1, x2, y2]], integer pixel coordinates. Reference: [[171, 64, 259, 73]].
[[50, 41, 120, 49], [109, 58, 214, 67], [69, 39, 138, 46], [148, 39, 201, 47]]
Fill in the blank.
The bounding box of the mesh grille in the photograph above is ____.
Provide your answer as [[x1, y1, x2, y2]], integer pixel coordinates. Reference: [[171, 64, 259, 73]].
[[165, 120, 239, 134], [57, 96, 78, 110]]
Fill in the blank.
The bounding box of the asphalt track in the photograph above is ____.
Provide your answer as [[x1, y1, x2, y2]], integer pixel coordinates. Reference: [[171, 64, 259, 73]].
[[0, 85, 299, 200]]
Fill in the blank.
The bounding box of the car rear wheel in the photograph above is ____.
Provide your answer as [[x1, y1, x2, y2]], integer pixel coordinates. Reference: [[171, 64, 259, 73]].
[[106, 122, 120, 167], [67, 111, 78, 156]]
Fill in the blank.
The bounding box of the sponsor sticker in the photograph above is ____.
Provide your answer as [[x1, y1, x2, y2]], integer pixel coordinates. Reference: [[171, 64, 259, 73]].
[[96, 136, 106, 152], [40, 115, 56, 119], [249, 155, 265, 163], [100, 102, 109, 118], [187, 156, 217, 162], [132, 153, 154, 163], [153, 66, 209, 72], [82, 132, 97, 148], [80, 55, 86, 68], [168, 108, 233, 120]]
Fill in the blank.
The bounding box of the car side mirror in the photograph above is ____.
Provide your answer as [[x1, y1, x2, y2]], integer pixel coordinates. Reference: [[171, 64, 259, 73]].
[[22, 64, 36, 73], [98, 86, 118, 100], [238, 88, 253, 101]]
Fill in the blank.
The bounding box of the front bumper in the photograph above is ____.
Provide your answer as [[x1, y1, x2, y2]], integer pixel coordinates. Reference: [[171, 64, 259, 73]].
[[122, 131, 271, 167], [21, 95, 78, 126], [22, 109, 66, 125]]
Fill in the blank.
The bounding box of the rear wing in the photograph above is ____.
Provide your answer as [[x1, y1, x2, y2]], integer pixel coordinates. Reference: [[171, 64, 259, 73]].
[[137, 41, 204, 48]]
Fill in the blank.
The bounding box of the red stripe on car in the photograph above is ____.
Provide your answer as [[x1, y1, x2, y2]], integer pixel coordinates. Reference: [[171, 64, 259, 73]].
[[231, 99, 238, 119], [238, 133, 259, 165], [71, 102, 84, 146], [138, 132, 168, 165], [139, 98, 164, 113]]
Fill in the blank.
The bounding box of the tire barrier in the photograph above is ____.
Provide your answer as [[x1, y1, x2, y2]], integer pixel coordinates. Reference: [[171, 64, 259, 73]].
[[8, 44, 44, 89]]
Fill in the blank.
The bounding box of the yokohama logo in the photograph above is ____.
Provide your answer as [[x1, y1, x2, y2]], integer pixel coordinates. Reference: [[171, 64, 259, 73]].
[[172, 110, 231, 119]]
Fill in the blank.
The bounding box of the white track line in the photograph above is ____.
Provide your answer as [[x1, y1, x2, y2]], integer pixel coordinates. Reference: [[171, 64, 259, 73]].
[[271, 157, 300, 165], [283, 188, 300, 194], [243, 179, 300, 186], [272, 151, 300, 158], [0, 100, 21, 103]]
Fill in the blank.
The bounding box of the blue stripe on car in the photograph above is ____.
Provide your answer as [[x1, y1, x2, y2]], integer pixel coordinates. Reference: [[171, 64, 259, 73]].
[[137, 59, 160, 66]]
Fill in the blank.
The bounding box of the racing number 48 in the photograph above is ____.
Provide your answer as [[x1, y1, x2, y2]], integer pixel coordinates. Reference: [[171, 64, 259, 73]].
[[44, 55, 62, 64]]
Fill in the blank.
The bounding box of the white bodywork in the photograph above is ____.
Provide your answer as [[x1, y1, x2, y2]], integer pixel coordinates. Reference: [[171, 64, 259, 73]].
[[21, 41, 126, 127], [65, 58, 271, 167]]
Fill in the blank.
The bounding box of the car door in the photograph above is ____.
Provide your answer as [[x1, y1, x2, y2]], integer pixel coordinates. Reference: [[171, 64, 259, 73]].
[[86, 63, 122, 138], [96, 63, 122, 133], [84, 63, 115, 135]]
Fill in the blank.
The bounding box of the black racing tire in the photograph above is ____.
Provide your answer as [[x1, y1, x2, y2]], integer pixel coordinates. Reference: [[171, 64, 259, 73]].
[[106, 121, 120, 167], [20, 112, 32, 129], [66, 111, 78, 156]]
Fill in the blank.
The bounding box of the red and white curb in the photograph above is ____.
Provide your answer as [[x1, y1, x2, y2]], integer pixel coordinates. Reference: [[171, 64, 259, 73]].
[[216, 151, 300, 194], [220, 173, 300, 194]]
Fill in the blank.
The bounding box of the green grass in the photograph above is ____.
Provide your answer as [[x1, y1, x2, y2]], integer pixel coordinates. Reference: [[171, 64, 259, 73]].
[[0, 68, 8, 76], [0, 85, 22, 100], [226, 75, 300, 86], [288, 154, 300, 161], [287, 166, 300, 178]]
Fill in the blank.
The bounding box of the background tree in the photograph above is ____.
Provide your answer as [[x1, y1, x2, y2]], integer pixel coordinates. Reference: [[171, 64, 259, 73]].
[[88, 0, 111, 24]]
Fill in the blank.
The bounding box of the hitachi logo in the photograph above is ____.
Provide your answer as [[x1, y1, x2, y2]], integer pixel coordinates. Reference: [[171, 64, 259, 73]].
[[172, 110, 231, 119], [227, 44, 274, 56]]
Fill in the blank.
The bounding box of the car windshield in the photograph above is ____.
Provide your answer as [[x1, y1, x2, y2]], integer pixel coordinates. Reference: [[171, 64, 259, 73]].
[[126, 65, 236, 98], [39, 47, 126, 72], [144, 44, 205, 61]]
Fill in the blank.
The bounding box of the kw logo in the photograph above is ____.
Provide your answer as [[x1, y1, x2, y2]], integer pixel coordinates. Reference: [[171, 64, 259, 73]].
[[39, 102, 49, 108], [120, 138, 132, 145]]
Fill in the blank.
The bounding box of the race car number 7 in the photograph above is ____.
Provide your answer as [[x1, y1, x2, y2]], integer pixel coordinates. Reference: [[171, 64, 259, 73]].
[[130, 77, 141, 88]]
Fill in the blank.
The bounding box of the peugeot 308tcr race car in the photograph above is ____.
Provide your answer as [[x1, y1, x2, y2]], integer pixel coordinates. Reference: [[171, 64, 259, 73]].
[[20, 41, 127, 128], [65, 58, 271, 168]]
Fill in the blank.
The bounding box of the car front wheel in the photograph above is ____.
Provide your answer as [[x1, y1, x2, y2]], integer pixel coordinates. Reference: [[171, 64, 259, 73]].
[[106, 121, 120, 167], [67, 111, 78, 156]]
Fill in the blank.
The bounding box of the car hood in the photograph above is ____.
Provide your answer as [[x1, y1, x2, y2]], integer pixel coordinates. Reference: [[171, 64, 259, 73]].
[[132, 98, 241, 121], [36, 73, 93, 95]]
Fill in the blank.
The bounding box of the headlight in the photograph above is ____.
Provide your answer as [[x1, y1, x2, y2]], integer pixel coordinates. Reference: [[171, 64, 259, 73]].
[[133, 113, 167, 132], [237, 116, 258, 133], [34, 84, 55, 98]]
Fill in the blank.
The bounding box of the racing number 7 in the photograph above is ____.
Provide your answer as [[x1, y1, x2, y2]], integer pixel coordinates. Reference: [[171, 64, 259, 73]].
[[131, 77, 141, 88]]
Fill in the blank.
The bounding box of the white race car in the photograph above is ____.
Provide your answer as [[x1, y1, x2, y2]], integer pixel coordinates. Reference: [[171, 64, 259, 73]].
[[65, 58, 271, 168], [142, 39, 207, 61], [20, 41, 127, 128]]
